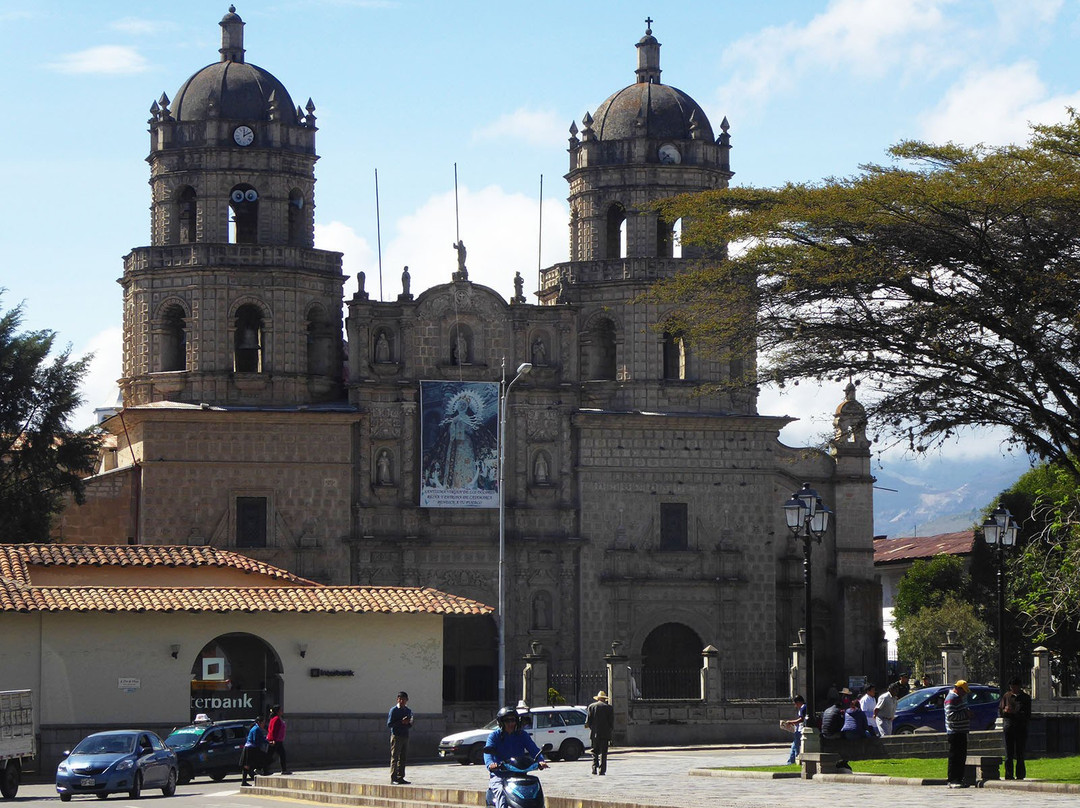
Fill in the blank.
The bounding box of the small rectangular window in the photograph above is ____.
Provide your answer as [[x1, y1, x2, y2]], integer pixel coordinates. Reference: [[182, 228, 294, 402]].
[[659, 503, 688, 551], [236, 496, 267, 547]]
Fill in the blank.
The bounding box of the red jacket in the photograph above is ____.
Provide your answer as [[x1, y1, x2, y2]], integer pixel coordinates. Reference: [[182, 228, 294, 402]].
[[267, 715, 286, 742]]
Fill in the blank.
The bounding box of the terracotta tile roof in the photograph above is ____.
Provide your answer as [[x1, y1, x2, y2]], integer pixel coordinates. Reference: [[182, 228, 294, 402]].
[[0, 544, 492, 616], [0, 543, 318, 585], [873, 531, 976, 565]]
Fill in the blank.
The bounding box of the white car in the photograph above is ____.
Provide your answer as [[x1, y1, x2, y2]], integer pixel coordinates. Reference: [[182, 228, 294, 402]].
[[438, 706, 591, 764]]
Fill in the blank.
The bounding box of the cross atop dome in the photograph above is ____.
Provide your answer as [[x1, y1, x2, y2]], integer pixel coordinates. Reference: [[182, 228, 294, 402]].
[[636, 19, 661, 84]]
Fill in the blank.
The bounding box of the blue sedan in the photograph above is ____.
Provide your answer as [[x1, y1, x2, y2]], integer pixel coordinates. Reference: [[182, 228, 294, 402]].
[[56, 730, 177, 801], [893, 684, 1001, 734]]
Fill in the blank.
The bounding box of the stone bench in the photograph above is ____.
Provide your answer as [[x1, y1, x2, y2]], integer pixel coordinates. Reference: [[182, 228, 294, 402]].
[[966, 755, 1001, 784]]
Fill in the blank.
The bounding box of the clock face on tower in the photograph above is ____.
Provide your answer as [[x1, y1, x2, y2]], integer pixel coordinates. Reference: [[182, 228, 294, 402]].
[[233, 125, 254, 147], [658, 143, 682, 165]]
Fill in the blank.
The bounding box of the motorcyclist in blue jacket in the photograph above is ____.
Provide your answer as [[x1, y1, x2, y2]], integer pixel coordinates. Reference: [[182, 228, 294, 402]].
[[484, 706, 547, 808]]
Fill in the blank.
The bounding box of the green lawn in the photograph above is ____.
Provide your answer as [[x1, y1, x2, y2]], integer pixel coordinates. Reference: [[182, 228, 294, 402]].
[[719, 756, 1080, 783]]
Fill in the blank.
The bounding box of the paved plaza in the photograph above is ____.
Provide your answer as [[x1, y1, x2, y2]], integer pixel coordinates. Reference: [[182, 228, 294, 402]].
[[291, 745, 1080, 808]]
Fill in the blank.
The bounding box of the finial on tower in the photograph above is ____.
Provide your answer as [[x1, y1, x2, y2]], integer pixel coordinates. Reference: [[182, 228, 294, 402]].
[[220, 5, 246, 63]]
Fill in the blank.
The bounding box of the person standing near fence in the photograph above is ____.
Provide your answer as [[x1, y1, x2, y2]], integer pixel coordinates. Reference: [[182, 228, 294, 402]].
[[585, 690, 615, 775]]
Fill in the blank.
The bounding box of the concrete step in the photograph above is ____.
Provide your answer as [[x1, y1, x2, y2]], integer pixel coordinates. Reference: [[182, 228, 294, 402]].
[[246, 776, 486, 808], [247, 775, 646, 808]]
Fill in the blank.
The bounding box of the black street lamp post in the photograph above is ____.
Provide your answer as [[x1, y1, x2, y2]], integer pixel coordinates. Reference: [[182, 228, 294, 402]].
[[783, 483, 833, 720], [981, 503, 1019, 688]]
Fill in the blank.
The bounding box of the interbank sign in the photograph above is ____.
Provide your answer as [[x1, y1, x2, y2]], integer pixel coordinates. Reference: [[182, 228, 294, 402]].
[[189, 688, 264, 721], [191, 693, 255, 710]]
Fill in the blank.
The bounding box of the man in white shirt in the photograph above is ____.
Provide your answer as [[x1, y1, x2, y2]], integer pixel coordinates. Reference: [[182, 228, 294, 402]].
[[859, 684, 879, 736]]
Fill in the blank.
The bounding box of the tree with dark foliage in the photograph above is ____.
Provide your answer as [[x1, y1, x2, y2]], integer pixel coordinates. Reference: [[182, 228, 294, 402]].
[[0, 296, 100, 541], [651, 112, 1080, 475]]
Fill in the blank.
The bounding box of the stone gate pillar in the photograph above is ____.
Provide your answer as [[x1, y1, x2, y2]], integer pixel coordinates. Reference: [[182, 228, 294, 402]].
[[1031, 646, 1052, 705], [605, 641, 630, 742], [940, 629, 967, 685], [701, 645, 720, 702], [521, 641, 548, 708], [790, 629, 807, 699]]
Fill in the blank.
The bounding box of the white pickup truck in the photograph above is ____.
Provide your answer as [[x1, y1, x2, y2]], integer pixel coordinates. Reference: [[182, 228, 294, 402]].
[[0, 691, 35, 799]]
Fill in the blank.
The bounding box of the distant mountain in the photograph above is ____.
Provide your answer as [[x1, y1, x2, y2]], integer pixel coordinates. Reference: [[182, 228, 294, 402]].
[[872, 452, 1034, 538]]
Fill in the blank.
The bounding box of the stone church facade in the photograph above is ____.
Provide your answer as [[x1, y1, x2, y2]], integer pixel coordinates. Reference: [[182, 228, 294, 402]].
[[60, 9, 883, 704]]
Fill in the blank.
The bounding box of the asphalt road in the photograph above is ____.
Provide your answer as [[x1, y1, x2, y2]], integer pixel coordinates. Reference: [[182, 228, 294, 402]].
[[11, 746, 1080, 807]]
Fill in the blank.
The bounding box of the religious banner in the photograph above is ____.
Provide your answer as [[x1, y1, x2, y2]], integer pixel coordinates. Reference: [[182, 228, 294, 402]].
[[419, 380, 500, 508]]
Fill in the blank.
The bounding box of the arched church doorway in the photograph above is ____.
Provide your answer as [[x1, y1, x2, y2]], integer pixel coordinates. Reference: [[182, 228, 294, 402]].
[[640, 623, 702, 699], [189, 633, 282, 722], [442, 615, 498, 704]]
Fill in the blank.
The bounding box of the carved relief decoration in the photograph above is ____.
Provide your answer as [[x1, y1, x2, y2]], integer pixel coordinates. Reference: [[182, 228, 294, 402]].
[[369, 404, 403, 439], [526, 409, 560, 442]]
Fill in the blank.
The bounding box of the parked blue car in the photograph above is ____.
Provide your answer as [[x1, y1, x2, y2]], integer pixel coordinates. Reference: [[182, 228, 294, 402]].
[[56, 730, 178, 801], [892, 684, 1001, 734]]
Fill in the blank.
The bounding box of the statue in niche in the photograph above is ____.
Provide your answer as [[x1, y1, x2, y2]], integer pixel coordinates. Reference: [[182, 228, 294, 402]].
[[531, 335, 547, 366], [452, 330, 468, 365], [376, 449, 393, 485], [374, 332, 391, 363], [452, 240, 468, 281], [532, 592, 552, 630], [534, 453, 550, 484]]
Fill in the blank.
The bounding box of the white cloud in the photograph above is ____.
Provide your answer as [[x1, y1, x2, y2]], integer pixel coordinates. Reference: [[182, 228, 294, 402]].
[[919, 61, 1080, 146], [48, 45, 149, 75], [473, 108, 567, 149], [716, 0, 953, 114], [315, 220, 376, 284], [109, 18, 175, 36], [374, 185, 568, 304], [72, 327, 122, 430]]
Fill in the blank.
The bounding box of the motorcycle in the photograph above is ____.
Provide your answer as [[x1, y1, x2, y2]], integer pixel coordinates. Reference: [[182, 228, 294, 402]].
[[485, 751, 546, 808]]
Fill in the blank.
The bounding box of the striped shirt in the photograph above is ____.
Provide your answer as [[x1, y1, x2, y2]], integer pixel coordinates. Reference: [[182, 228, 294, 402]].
[[944, 689, 970, 733]]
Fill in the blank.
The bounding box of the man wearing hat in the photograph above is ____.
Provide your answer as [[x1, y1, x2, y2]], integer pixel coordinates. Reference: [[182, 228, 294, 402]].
[[944, 680, 971, 788], [585, 690, 615, 775]]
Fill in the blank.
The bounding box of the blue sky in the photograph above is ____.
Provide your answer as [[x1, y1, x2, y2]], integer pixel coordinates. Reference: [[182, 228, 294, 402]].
[[2, 0, 1070, 495]]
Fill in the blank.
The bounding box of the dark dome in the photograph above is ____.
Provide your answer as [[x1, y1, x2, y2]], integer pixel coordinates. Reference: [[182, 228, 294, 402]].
[[592, 82, 713, 142], [172, 60, 297, 124]]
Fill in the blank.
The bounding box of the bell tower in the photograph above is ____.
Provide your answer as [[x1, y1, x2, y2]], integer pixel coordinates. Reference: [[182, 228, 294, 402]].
[[539, 23, 752, 414], [120, 5, 344, 408]]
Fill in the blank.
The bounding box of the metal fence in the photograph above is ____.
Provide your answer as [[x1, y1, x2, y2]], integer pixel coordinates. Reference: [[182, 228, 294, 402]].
[[721, 665, 787, 700], [548, 670, 607, 705]]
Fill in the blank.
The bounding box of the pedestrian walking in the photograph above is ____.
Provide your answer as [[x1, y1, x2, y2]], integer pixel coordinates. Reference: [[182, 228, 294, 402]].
[[781, 694, 806, 764], [387, 691, 413, 784], [1000, 676, 1031, 780], [240, 716, 268, 786], [267, 705, 291, 775], [585, 690, 615, 775], [945, 680, 971, 788]]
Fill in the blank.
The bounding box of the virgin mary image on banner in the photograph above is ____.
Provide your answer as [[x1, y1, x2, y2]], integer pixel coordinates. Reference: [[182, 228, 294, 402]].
[[420, 381, 500, 508]]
